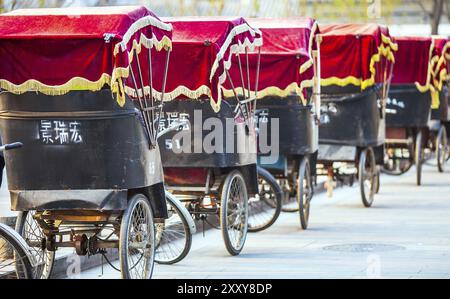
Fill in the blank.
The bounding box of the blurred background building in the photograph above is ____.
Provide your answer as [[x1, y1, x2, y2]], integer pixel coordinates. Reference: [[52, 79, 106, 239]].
[[0, 0, 449, 35]]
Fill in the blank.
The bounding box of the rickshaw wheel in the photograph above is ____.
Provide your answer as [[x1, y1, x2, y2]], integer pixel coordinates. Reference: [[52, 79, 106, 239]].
[[436, 126, 448, 173], [16, 211, 55, 279], [119, 194, 155, 279], [415, 131, 424, 186], [220, 170, 249, 256], [298, 157, 312, 230], [359, 147, 376, 208], [155, 194, 192, 265], [0, 223, 33, 279], [247, 167, 282, 233]]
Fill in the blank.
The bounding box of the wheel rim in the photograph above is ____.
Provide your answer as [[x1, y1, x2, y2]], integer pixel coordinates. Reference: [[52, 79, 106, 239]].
[[155, 201, 188, 263], [437, 128, 447, 171], [125, 200, 154, 279], [0, 234, 30, 279], [415, 131, 423, 185], [225, 175, 248, 252], [361, 149, 375, 205], [248, 174, 279, 231], [21, 211, 53, 279], [298, 161, 312, 226]]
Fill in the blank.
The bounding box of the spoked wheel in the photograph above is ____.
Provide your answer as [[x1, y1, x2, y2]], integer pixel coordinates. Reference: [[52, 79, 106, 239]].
[[16, 211, 55, 279], [415, 130, 424, 186], [436, 125, 448, 173], [119, 194, 155, 279], [0, 223, 33, 279], [155, 194, 192, 265], [298, 157, 313, 230], [220, 170, 249, 256], [248, 167, 282, 233], [359, 147, 376, 207]]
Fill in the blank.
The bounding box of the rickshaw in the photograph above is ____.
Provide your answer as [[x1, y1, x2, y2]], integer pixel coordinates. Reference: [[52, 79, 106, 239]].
[[383, 36, 434, 185], [0, 6, 173, 279], [316, 24, 397, 207], [158, 17, 262, 256], [427, 36, 450, 172], [223, 18, 321, 230]]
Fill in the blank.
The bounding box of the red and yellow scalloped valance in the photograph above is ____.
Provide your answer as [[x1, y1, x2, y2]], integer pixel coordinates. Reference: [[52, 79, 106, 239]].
[[318, 24, 397, 91], [0, 6, 172, 106]]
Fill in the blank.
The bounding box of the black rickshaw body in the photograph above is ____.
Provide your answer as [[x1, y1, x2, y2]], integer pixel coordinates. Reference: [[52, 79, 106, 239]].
[[158, 98, 259, 195], [255, 96, 318, 175], [386, 84, 432, 129], [0, 90, 167, 217], [318, 84, 386, 165]]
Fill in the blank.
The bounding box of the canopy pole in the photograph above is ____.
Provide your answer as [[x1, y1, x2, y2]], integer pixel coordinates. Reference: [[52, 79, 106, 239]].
[[129, 62, 153, 146], [225, 69, 247, 121], [237, 53, 250, 122], [158, 49, 171, 135], [135, 49, 154, 143], [254, 47, 261, 114], [245, 48, 252, 110], [148, 47, 155, 136]]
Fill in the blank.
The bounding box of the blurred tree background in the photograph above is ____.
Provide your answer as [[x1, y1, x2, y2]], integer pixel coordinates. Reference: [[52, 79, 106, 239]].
[[1, 0, 449, 34]]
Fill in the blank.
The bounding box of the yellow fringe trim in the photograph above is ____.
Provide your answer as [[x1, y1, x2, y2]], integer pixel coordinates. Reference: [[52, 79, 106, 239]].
[[221, 81, 311, 106], [0, 73, 111, 96]]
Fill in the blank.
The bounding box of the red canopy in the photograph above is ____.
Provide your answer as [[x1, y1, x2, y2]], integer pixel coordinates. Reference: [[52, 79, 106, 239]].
[[0, 6, 173, 106], [431, 36, 450, 92], [222, 18, 319, 105], [319, 23, 397, 90], [161, 17, 263, 112], [391, 36, 433, 93]]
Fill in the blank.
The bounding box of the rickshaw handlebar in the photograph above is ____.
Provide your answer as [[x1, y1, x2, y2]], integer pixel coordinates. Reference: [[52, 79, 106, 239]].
[[0, 142, 23, 152]]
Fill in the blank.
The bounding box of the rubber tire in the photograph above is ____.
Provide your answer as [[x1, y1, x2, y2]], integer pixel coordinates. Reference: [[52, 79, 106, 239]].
[[415, 130, 424, 186], [16, 211, 55, 279], [0, 223, 33, 279], [155, 195, 192, 265], [359, 148, 376, 208], [119, 194, 155, 279], [436, 126, 448, 173], [298, 157, 313, 230], [248, 167, 282, 233], [220, 170, 249, 256]]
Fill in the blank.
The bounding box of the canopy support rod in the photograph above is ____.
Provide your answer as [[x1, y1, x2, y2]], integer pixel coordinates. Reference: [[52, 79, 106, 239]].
[[135, 49, 155, 145], [225, 69, 247, 120], [129, 62, 153, 147], [254, 47, 261, 116], [237, 53, 250, 123], [245, 48, 252, 111], [148, 47, 156, 137], [158, 49, 171, 135]]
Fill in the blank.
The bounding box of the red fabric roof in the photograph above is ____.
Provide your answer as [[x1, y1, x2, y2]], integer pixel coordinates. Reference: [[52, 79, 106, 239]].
[[391, 36, 432, 90], [222, 18, 318, 104], [319, 23, 396, 90], [0, 6, 172, 106], [431, 36, 450, 91], [160, 17, 263, 111]]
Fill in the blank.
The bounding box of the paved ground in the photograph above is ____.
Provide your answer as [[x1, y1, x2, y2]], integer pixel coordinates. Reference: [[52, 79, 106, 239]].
[[72, 162, 450, 279]]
